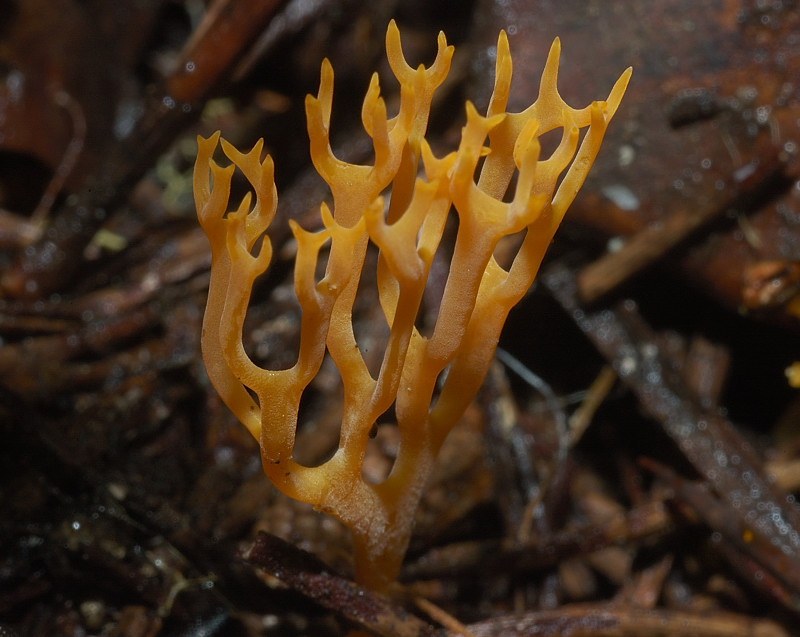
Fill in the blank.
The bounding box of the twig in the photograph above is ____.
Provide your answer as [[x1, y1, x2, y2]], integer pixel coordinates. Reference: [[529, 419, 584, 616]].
[[466, 603, 791, 637], [568, 365, 617, 446], [576, 149, 785, 304], [413, 596, 477, 637], [243, 532, 445, 637]]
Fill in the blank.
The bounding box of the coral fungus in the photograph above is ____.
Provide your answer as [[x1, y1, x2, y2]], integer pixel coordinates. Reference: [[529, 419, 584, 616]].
[[194, 21, 630, 591]]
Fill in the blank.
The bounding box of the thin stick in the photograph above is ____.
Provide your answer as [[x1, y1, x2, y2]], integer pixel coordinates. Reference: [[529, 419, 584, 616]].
[[568, 365, 617, 446], [414, 596, 478, 637]]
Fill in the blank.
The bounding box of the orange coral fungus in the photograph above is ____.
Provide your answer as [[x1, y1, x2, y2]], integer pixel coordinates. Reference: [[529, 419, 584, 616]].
[[194, 21, 630, 591]]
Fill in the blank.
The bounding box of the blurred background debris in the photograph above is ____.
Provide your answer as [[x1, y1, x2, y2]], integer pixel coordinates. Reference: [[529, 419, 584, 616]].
[[1, 1, 800, 635]]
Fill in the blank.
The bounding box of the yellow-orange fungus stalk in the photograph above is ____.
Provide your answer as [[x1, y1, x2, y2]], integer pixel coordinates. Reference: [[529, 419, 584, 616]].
[[194, 21, 631, 591]]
